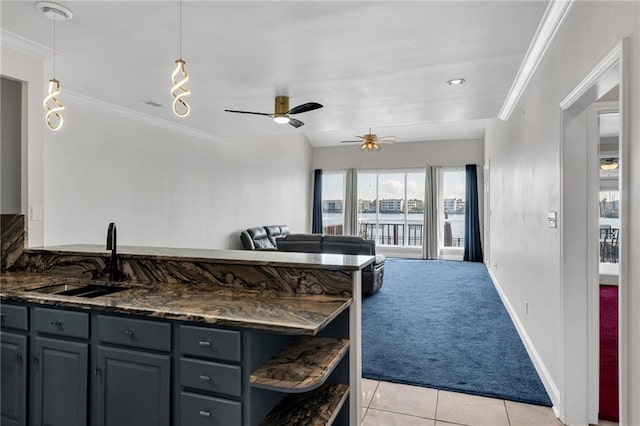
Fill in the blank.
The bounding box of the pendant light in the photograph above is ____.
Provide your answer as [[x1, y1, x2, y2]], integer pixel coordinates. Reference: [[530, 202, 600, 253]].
[[171, 0, 190, 117], [38, 2, 73, 131]]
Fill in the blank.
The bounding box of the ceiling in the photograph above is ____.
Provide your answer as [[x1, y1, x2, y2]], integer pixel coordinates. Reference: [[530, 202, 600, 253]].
[[1, 1, 548, 147]]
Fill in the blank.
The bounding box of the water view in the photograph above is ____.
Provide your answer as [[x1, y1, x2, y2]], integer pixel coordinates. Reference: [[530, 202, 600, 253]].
[[323, 212, 465, 246]]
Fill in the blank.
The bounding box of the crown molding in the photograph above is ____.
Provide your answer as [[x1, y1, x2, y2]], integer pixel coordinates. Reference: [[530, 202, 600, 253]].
[[64, 90, 221, 142], [0, 29, 52, 59], [498, 0, 574, 121]]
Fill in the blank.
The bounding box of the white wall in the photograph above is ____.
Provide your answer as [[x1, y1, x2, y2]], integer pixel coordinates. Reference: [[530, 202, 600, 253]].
[[43, 103, 312, 249], [0, 47, 44, 244], [313, 138, 484, 170], [1, 77, 22, 214], [485, 1, 640, 423]]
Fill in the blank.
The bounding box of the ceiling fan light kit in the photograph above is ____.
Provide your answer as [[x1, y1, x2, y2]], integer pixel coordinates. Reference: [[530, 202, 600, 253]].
[[341, 128, 396, 152], [224, 96, 323, 128]]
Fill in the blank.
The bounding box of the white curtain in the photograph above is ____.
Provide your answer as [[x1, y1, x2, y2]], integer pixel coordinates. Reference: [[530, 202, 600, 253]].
[[422, 165, 439, 259], [344, 168, 358, 236]]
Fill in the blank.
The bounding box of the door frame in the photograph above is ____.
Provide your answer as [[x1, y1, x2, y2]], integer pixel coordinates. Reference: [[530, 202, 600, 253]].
[[559, 39, 628, 425]]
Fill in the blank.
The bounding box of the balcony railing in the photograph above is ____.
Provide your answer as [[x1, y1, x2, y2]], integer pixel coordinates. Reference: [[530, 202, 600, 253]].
[[323, 222, 464, 248]]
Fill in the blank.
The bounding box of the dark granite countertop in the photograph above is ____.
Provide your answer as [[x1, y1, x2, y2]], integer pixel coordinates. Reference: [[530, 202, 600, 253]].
[[26, 245, 375, 271], [0, 272, 351, 335]]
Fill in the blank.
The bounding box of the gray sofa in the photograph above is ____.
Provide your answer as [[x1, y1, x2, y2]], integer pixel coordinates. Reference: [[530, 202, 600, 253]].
[[240, 225, 290, 250], [277, 234, 385, 296]]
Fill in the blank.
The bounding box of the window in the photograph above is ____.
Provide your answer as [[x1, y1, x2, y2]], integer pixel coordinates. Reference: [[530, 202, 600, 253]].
[[321, 172, 345, 235], [599, 190, 619, 264], [440, 168, 466, 249], [357, 170, 425, 247]]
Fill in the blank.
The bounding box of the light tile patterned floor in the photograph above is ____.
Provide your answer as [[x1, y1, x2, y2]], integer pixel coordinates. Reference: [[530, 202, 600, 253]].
[[360, 378, 619, 426]]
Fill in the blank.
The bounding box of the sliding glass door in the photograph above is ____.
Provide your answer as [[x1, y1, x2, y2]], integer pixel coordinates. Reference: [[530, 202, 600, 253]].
[[321, 171, 345, 235], [439, 167, 466, 259], [356, 170, 425, 248]]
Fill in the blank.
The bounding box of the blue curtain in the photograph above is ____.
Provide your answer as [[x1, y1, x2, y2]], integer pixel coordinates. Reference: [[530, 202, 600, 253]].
[[312, 169, 323, 234], [463, 164, 483, 262]]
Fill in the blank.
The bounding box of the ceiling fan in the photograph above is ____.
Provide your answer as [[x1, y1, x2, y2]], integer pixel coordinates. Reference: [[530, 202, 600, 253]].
[[341, 129, 396, 151], [224, 96, 323, 128]]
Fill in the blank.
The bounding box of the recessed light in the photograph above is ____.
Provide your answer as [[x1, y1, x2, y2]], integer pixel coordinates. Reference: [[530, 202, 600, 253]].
[[447, 78, 466, 86]]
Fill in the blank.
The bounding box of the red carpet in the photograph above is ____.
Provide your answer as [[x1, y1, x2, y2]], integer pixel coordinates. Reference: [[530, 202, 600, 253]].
[[600, 285, 618, 422]]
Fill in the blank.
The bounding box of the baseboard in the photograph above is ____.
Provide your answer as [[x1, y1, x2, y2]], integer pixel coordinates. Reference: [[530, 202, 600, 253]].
[[487, 267, 561, 416]]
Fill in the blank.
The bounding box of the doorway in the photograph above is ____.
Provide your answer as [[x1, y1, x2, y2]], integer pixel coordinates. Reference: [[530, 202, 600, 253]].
[[560, 41, 627, 425], [593, 106, 620, 422]]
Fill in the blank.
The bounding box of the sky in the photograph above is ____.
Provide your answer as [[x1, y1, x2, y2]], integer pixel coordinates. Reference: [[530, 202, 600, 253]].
[[322, 170, 466, 201]]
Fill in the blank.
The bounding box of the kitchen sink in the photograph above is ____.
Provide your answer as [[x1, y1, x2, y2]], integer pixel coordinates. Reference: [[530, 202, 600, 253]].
[[28, 283, 129, 298]]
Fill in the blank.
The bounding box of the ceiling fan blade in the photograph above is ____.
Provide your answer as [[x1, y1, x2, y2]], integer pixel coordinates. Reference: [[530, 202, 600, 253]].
[[286, 102, 323, 115], [340, 140, 363, 143], [224, 109, 273, 117], [288, 118, 305, 128], [377, 136, 396, 140], [378, 140, 395, 144]]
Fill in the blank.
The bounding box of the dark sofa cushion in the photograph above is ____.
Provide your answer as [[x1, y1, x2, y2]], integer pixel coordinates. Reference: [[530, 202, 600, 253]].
[[243, 227, 276, 250], [276, 234, 323, 253], [265, 225, 291, 246], [322, 235, 375, 256]]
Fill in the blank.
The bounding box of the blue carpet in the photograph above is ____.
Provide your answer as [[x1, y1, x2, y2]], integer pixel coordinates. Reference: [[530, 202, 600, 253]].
[[362, 258, 552, 406]]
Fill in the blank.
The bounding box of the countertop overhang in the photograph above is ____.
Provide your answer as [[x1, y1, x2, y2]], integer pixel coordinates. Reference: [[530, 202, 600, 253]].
[[0, 272, 352, 335], [26, 244, 375, 271]]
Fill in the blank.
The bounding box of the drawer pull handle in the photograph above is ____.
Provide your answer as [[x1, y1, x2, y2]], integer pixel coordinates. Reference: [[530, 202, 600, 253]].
[[123, 329, 135, 337], [198, 341, 211, 347], [199, 411, 211, 417], [50, 320, 63, 327], [199, 374, 211, 381]]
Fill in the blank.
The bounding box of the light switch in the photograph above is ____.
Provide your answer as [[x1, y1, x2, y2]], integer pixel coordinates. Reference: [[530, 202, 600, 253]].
[[547, 211, 557, 228]]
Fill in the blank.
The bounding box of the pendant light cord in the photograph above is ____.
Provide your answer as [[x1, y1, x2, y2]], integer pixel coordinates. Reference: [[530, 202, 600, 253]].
[[179, 0, 183, 59], [52, 17, 56, 78]]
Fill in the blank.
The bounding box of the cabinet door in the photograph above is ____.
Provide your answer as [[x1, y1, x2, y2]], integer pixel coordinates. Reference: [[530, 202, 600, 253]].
[[1, 332, 27, 426], [95, 346, 170, 426], [31, 336, 88, 426]]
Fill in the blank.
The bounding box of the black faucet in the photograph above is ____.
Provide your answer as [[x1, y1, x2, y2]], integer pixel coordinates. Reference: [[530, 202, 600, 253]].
[[106, 222, 123, 281]]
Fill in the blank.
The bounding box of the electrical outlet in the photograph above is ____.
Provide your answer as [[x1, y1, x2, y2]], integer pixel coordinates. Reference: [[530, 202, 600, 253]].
[[493, 262, 498, 269], [525, 301, 529, 314]]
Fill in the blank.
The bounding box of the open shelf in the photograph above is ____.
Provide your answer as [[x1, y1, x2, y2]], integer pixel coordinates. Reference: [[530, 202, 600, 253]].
[[259, 382, 349, 426], [250, 336, 349, 392]]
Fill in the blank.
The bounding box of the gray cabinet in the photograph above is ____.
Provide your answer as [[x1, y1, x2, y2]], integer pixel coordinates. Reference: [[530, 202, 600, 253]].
[[31, 336, 88, 426], [1, 332, 27, 426], [95, 346, 170, 426], [177, 324, 243, 426]]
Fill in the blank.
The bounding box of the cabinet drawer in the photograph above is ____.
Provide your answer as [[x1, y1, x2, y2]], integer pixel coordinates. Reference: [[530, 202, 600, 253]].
[[97, 315, 171, 352], [33, 307, 88, 339], [0, 304, 28, 331], [180, 357, 241, 397], [180, 325, 240, 362], [180, 391, 241, 426]]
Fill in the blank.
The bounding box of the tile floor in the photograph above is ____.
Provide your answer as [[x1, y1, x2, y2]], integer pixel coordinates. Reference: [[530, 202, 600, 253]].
[[360, 378, 619, 426]]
